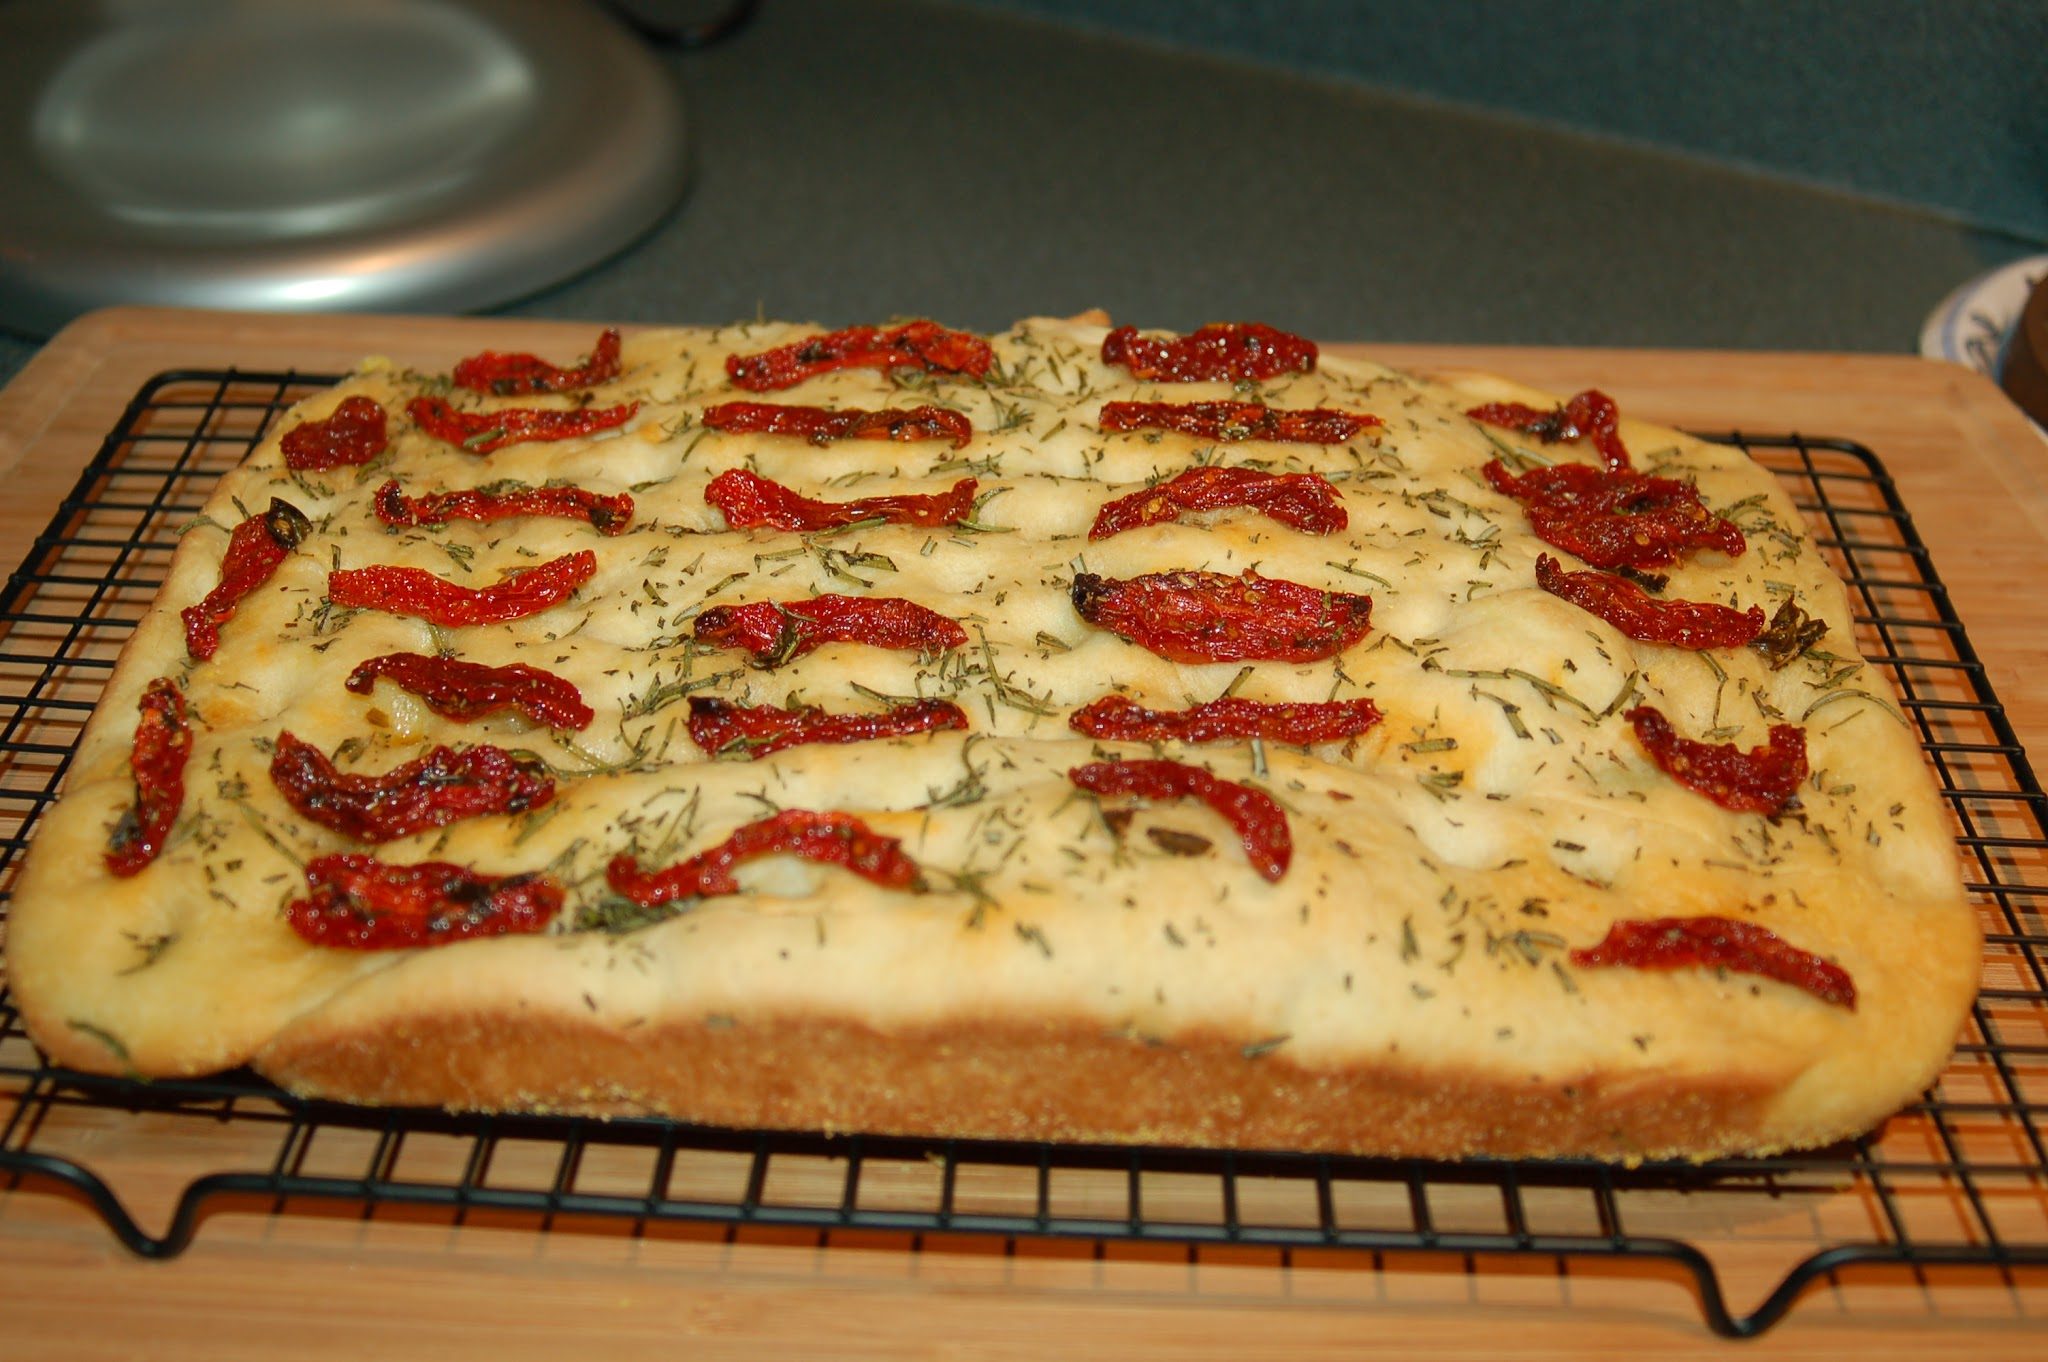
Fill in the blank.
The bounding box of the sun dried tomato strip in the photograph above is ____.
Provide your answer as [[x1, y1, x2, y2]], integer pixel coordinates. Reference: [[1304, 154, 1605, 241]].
[[1089, 466, 1347, 540], [1099, 400, 1376, 446], [104, 677, 193, 877], [1071, 569, 1371, 664], [1536, 554, 1765, 650], [606, 809, 921, 907], [705, 469, 978, 532], [687, 696, 968, 759], [182, 497, 312, 660], [406, 396, 638, 454], [287, 853, 563, 949], [345, 653, 595, 730], [1626, 705, 1807, 816], [694, 595, 968, 665], [1069, 758, 1291, 882], [281, 395, 388, 470], [1483, 459, 1745, 570], [1468, 389, 1631, 472], [726, 322, 994, 391], [269, 732, 554, 843], [1100, 323, 1317, 383], [702, 401, 973, 449], [327, 549, 596, 627], [1569, 915, 1855, 1009], [1069, 694, 1382, 746], [373, 478, 632, 535], [452, 328, 623, 395]]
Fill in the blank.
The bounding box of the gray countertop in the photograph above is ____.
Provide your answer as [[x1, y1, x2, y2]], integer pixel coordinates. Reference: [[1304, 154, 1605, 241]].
[[1, 0, 2036, 389]]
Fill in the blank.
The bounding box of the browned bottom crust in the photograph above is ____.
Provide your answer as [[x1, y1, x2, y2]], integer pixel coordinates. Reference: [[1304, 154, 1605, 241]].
[[256, 1013, 1779, 1162]]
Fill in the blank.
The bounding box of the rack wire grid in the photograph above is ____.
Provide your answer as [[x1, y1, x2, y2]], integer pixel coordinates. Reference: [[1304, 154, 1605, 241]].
[[0, 369, 2043, 1338]]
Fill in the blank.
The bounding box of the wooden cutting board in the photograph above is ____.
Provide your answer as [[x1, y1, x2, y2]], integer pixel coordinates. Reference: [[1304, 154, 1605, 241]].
[[0, 306, 2043, 1361]]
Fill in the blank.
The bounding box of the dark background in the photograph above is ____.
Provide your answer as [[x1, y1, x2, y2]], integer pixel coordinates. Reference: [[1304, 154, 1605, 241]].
[[3, 0, 2041, 384]]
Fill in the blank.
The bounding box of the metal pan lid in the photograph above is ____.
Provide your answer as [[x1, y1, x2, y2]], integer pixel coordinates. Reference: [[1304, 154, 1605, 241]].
[[0, 0, 688, 336]]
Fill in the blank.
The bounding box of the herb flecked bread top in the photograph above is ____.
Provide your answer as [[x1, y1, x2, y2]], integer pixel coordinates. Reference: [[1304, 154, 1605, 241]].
[[3, 316, 1980, 1162]]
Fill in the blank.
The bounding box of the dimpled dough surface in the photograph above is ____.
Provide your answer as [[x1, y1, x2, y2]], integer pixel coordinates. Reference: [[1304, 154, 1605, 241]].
[[3, 317, 1980, 1161]]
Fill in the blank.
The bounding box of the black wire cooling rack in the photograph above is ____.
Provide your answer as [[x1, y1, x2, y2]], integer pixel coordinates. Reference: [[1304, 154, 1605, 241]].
[[0, 370, 2044, 1338]]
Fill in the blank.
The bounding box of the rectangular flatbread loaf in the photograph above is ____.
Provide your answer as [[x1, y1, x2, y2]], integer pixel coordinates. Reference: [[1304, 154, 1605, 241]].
[[4, 317, 1980, 1161]]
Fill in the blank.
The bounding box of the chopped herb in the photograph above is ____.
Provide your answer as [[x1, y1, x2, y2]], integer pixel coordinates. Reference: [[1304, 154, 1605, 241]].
[[1599, 669, 1641, 719], [695, 571, 749, 603], [576, 892, 685, 934], [1145, 827, 1213, 857], [623, 668, 735, 719], [1751, 598, 1828, 669], [923, 741, 991, 809], [1499, 933, 1572, 966], [1505, 668, 1595, 717], [1801, 687, 1905, 725], [66, 1019, 133, 1069], [117, 932, 178, 975], [975, 626, 1058, 715], [1471, 688, 1530, 739], [1241, 1034, 1291, 1060], [1325, 559, 1394, 589]]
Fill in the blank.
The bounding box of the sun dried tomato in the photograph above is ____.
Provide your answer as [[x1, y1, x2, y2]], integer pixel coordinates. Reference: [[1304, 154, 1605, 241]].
[[452, 328, 623, 395], [269, 732, 554, 843], [705, 469, 978, 532], [327, 549, 596, 628], [701, 401, 973, 449], [1069, 693, 1382, 746], [104, 677, 193, 877], [281, 395, 388, 470], [694, 595, 968, 666], [1626, 705, 1807, 816], [373, 478, 632, 535], [1071, 569, 1372, 664], [182, 497, 312, 660], [406, 396, 638, 454], [726, 322, 994, 391], [687, 696, 968, 759], [606, 809, 921, 907], [1468, 389, 1631, 472], [1535, 554, 1765, 650], [1098, 400, 1376, 445], [287, 853, 562, 949], [1100, 323, 1317, 383], [1482, 459, 1745, 570], [1569, 915, 1855, 1009], [1089, 466, 1347, 540], [345, 653, 594, 730], [1069, 758, 1291, 881]]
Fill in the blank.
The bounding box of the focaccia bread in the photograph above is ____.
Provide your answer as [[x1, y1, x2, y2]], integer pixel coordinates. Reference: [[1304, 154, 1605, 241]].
[[4, 316, 1981, 1161]]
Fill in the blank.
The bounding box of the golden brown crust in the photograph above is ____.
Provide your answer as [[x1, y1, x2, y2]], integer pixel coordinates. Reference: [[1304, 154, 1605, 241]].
[[258, 1009, 1783, 1162]]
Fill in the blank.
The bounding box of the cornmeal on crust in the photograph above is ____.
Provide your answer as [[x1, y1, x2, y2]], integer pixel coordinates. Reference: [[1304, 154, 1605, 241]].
[[3, 317, 1980, 1161]]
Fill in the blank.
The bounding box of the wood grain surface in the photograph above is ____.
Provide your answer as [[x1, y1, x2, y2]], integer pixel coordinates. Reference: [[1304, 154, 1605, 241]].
[[0, 308, 2042, 1359]]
